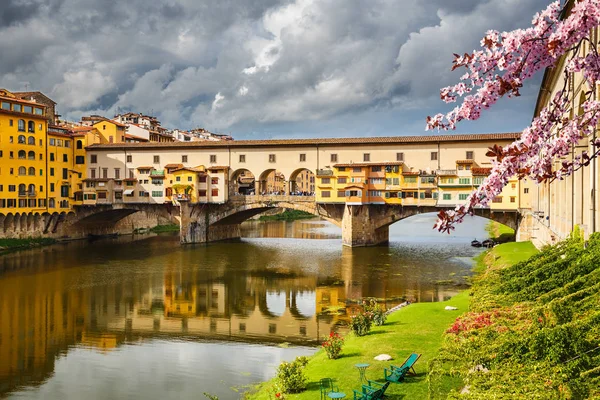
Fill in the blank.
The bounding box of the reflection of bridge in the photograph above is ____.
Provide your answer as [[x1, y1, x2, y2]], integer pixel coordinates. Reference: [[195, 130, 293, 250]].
[[179, 195, 519, 246]]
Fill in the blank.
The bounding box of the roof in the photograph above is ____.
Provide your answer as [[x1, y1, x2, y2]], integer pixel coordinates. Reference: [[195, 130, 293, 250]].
[[164, 163, 184, 169], [208, 166, 230, 171], [172, 167, 206, 173], [136, 166, 154, 170], [125, 133, 149, 142], [87, 116, 128, 128], [86, 133, 521, 150], [334, 162, 403, 168], [456, 160, 476, 164], [13, 91, 57, 105]]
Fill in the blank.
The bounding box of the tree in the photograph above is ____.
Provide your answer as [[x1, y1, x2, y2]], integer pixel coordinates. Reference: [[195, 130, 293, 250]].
[[427, 0, 600, 233]]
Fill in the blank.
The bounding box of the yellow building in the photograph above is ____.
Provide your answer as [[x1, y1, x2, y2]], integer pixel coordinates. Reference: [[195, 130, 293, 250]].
[[47, 129, 74, 211], [0, 89, 48, 213]]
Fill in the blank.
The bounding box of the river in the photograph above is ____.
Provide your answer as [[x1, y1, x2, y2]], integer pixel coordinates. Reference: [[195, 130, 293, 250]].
[[0, 213, 488, 399]]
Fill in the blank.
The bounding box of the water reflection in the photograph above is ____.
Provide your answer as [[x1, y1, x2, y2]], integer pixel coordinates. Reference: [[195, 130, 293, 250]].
[[0, 214, 486, 398]]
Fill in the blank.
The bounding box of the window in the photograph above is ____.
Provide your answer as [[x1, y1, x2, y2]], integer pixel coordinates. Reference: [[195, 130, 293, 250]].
[[28, 136, 35, 145], [50, 183, 55, 192], [363, 153, 370, 162], [102, 168, 108, 179], [511, 183, 516, 189], [152, 191, 163, 197], [60, 185, 69, 197], [473, 177, 484, 185], [299, 153, 306, 162], [524, 188, 529, 194], [330, 154, 338, 162], [420, 176, 435, 184], [103, 124, 106, 130], [459, 194, 469, 200], [208, 154, 216, 163], [466, 151, 474, 160], [338, 167, 345, 171], [1, 102, 9, 110], [431, 152, 438, 161], [239, 154, 246, 163], [321, 178, 331, 184], [9, 119, 13, 126], [510, 196, 516, 203], [90, 169, 96, 179], [90, 155, 97, 164], [199, 176, 207, 183], [404, 176, 417, 183], [176, 176, 181, 182], [23, 106, 32, 113], [337, 177, 347, 184], [29, 167, 35, 176], [199, 190, 207, 197], [443, 193, 452, 200], [321, 190, 331, 198], [151, 179, 162, 185], [187, 176, 192, 182], [18, 119, 25, 132], [393, 178, 400, 185], [182, 155, 188, 163], [18, 135, 25, 144], [63, 154, 68, 162], [396, 152, 404, 162], [114, 169, 120, 179], [211, 189, 219, 197], [13, 104, 21, 112], [369, 190, 382, 197], [492, 196, 503, 203], [77, 140, 83, 149], [27, 121, 35, 133], [50, 153, 55, 162], [211, 177, 219, 184], [18, 166, 26, 175], [8, 185, 15, 192], [18, 150, 26, 159], [63, 168, 68, 179], [153, 155, 160, 164], [352, 167, 361, 173], [126, 155, 132, 163], [459, 178, 471, 185], [97, 192, 107, 199], [371, 178, 384, 184], [75, 155, 85, 164], [371, 166, 381, 172], [337, 190, 345, 197], [268, 154, 276, 163]]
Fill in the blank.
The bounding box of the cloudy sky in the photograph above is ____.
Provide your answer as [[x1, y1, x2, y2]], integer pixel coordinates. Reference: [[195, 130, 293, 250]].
[[0, 0, 550, 139]]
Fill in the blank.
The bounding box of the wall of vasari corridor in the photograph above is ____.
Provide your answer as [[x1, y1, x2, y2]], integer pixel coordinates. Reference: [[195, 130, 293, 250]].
[[527, 25, 600, 248]]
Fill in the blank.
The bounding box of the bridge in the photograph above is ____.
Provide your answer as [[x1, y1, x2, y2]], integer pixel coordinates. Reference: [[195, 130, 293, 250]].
[[178, 195, 518, 247]]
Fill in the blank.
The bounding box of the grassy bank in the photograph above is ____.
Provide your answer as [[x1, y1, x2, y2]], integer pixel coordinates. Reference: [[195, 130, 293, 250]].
[[149, 224, 180, 233], [247, 293, 470, 400], [486, 220, 515, 242], [258, 210, 315, 222], [0, 237, 57, 252], [429, 234, 600, 398]]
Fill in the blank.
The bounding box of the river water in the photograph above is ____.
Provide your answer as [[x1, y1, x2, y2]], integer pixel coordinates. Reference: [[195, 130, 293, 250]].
[[0, 213, 488, 399]]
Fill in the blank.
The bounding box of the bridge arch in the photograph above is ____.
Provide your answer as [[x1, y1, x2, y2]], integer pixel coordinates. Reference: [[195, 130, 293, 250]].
[[257, 169, 287, 195], [230, 168, 257, 195], [289, 168, 315, 195]]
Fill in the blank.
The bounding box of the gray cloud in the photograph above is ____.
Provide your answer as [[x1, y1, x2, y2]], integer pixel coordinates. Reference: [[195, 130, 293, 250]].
[[0, 0, 550, 137]]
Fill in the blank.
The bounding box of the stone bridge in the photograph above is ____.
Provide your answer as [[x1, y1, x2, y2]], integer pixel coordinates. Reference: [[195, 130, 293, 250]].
[[179, 195, 520, 247]]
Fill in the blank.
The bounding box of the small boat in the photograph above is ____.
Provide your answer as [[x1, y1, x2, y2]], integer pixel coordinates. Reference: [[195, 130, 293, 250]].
[[471, 239, 482, 247], [482, 239, 496, 248]]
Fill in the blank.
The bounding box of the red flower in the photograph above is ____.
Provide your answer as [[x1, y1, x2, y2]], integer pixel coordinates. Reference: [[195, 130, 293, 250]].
[[276, 393, 281, 398]]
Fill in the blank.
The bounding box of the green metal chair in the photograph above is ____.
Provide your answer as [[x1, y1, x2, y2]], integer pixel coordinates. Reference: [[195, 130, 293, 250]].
[[320, 378, 339, 400], [384, 365, 409, 383], [353, 380, 390, 400], [390, 353, 421, 376]]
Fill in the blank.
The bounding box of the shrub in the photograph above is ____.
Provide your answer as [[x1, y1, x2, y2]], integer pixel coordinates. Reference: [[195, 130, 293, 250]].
[[322, 332, 344, 359], [349, 312, 372, 336], [276, 356, 309, 393], [364, 298, 387, 326]]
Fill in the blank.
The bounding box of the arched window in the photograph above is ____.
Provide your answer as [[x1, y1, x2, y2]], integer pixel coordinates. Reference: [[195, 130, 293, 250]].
[[28, 151, 35, 160], [28, 184, 35, 194], [18, 184, 26, 194], [28, 167, 35, 176], [27, 121, 35, 133], [18, 166, 26, 175], [18, 135, 26, 144], [18, 150, 26, 159], [77, 140, 83, 149], [18, 119, 25, 132], [28, 136, 35, 145]]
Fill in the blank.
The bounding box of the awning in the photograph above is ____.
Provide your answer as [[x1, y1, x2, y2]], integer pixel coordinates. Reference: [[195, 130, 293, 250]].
[[123, 189, 134, 195]]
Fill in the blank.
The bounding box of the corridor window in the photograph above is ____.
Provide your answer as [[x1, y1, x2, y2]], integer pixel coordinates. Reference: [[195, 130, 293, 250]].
[[363, 153, 370, 162], [210, 154, 217, 163], [90, 155, 97, 163], [466, 151, 474, 160], [431, 152, 438, 161], [330, 154, 338, 162], [182, 155, 188, 163], [239, 154, 246, 163], [126, 155, 132, 162], [396, 152, 404, 162], [299, 153, 306, 162], [269, 154, 276, 163], [153, 155, 160, 164]]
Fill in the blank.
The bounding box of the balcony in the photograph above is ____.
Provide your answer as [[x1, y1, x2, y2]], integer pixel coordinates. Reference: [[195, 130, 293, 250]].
[[437, 169, 457, 176]]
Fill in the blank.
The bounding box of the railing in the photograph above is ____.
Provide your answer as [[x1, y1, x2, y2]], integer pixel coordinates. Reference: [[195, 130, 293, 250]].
[[316, 169, 333, 176], [230, 194, 315, 203], [437, 169, 457, 176]]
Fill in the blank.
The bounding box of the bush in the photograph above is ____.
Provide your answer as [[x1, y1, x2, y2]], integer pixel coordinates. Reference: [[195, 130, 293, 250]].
[[364, 298, 387, 326], [349, 312, 372, 336], [322, 332, 344, 359], [276, 356, 309, 393]]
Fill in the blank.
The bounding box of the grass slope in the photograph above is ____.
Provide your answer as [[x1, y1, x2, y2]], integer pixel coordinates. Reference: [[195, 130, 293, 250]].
[[430, 235, 600, 399], [0, 237, 56, 252], [258, 210, 315, 221], [247, 292, 470, 400], [486, 220, 516, 243]]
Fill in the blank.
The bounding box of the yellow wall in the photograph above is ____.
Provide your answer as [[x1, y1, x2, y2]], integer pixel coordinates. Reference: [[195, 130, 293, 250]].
[[92, 121, 126, 144], [0, 93, 48, 213]]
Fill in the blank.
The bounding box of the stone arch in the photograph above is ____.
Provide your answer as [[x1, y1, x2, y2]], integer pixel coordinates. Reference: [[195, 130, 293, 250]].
[[0, 214, 5, 235], [13, 212, 21, 231], [4, 213, 14, 234], [20, 213, 28, 234], [257, 169, 287, 195], [33, 213, 42, 232], [289, 168, 315, 195], [230, 168, 256, 196], [26, 213, 34, 232]]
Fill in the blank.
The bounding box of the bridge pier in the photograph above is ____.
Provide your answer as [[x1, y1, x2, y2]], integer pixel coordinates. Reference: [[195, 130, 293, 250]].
[[179, 200, 242, 244], [342, 205, 389, 247]]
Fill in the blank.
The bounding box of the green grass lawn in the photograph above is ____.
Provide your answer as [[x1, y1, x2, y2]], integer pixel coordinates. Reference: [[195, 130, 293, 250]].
[[486, 220, 515, 242], [247, 292, 470, 400], [487, 241, 538, 268]]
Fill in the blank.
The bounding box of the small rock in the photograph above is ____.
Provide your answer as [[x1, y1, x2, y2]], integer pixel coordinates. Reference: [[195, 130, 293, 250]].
[[445, 306, 458, 310], [374, 354, 393, 361], [460, 385, 471, 394]]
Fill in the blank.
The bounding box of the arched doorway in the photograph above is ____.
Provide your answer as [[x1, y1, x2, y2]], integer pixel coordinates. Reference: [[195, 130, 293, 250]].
[[258, 169, 287, 195], [289, 168, 315, 196], [231, 169, 256, 195]]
